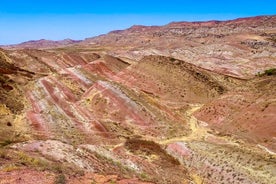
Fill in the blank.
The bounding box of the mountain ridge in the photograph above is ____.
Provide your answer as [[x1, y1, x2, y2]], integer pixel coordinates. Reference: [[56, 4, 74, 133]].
[[1, 15, 275, 49]]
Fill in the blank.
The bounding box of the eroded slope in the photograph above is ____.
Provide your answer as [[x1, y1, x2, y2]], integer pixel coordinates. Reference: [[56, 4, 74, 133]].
[[0, 16, 276, 184]]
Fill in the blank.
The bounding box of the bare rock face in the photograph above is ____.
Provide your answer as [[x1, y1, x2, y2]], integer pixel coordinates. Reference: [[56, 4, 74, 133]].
[[0, 16, 276, 184]]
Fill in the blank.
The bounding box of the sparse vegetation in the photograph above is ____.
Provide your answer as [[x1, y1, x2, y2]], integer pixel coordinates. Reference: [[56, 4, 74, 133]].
[[2, 164, 19, 172], [264, 68, 276, 76], [0, 139, 14, 147], [0, 149, 8, 158], [169, 57, 176, 62], [109, 179, 117, 184], [54, 174, 66, 184], [139, 172, 150, 181], [17, 151, 48, 168], [257, 68, 276, 76], [268, 35, 276, 43]]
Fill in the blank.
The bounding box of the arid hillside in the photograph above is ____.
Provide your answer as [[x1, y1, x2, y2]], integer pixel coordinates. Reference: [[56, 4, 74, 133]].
[[0, 16, 276, 184]]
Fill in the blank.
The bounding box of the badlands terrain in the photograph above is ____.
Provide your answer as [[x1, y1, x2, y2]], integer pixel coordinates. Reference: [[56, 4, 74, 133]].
[[0, 16, 276, 184]]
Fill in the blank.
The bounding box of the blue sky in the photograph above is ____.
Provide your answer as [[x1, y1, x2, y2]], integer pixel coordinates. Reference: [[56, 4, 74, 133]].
[[0, 0, 275, 45]]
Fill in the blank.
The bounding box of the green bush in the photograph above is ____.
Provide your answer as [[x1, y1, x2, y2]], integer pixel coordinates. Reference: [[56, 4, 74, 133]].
[[264, 68, 276, 76], [257, 68, 276, 76], [169, 58, 176, 62]]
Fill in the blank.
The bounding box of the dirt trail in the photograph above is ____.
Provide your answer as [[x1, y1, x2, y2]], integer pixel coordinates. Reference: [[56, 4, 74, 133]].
[[160, 104, 276, 184], [158, 104, 241, 148], [158, 104, 209, 145]]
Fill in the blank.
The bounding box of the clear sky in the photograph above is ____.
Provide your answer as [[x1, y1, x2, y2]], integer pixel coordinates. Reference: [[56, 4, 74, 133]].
[[0, 0, 275, 45]]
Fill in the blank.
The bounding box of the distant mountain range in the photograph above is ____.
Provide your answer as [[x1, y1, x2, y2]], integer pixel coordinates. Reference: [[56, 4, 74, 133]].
[[1, 38, 81, 49]]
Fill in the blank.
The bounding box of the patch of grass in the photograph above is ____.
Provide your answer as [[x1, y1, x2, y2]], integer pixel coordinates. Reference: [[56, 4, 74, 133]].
[[17, 151, 49, 169], [48, 162, 85, 177], [264, 68, 276, 76], [169, 57, 176, 62], [0, 150, 68, 174], [54, 174, 66, 184], [0, 139, 14, 147], [50, 164, 64, 173], [268, 36, 276, 43], [139, 172, 150, 181], [109, 179, 117, 184], [0, 149, 9, 159], [257, 68, 276, 76], [2, 164, 19, 172]]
